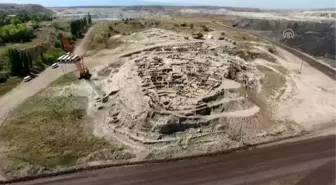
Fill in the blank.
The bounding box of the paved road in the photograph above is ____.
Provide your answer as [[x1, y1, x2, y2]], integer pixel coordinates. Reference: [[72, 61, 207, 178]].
[[10, 135, 335, 185]]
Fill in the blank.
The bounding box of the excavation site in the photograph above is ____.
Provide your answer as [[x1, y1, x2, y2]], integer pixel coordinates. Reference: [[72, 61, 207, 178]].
[[1, 19, 334, 179], [86, 38, 304, 159]]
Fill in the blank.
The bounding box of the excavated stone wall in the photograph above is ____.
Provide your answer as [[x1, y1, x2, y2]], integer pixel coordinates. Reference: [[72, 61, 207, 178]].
[[89, 42, 269, 149]]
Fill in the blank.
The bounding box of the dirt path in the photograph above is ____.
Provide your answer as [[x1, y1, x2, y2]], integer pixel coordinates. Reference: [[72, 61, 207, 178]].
[[75, 27, 94, 57]]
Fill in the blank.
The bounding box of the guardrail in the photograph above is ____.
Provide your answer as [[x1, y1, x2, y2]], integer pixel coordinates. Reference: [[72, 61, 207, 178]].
[[274, 43, 336, 80]]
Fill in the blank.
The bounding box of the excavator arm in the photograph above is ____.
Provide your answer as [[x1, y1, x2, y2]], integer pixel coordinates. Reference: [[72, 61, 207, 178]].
[[59, 33, 91, 79]]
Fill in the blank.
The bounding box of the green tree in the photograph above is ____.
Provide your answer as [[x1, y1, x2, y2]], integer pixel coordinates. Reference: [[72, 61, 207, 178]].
[[70, 21, 78, 37], [10, 17, 22, 25], [42, 49, 65, 65], [83, 17, 87, 28], [87, 13, 92, 26], [7, 49, 22, 75], [7, 49, 33, 76], [31, 21, 40, 29], [21, 51, 30, 75], [0, 24, 34, 43]]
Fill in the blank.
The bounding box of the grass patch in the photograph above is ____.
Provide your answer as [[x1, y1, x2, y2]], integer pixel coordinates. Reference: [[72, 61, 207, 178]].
[[0, 95, 103, 168], [0, 76, 134, 177], [89, 20, 154, 50], [89, 18, 219, 50], [0, 76, 21, 96], [51, 20, 70, 32], [51, 72, 79, 86], [257, 65, 286, 98], [157, 19, 214, 34]]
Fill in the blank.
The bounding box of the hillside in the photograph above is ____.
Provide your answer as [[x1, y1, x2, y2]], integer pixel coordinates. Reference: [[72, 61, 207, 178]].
[[0, 3, 53, 14], [233, 18, 336, 67]]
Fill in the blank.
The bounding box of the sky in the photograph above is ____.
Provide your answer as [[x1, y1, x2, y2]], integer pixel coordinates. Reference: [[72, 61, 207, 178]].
[[0, 0, 335, 9]]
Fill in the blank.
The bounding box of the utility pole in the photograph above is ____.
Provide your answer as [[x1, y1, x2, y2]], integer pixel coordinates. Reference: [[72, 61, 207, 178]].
[[60, 63, 65, 75], [299, 60, 304, 74]]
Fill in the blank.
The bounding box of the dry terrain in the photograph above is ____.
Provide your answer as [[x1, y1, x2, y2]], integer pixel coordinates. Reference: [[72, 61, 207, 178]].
[[0, 18, 334, 180]]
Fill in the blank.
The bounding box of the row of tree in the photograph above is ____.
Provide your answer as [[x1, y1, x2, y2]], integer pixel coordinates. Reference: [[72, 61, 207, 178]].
[[70, 14, 92, 38], [0, 12, 50, 44], [0, 13, 52, 27], [0, 24, 35, 43], [3, 47, 66, 77], [6, 49, 33, 76]]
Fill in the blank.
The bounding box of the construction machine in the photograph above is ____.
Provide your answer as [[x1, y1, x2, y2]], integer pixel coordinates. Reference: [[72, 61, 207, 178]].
[[59, 33, 91, 79]]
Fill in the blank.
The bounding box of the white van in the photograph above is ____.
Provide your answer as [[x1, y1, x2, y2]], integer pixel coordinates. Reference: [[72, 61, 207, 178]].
[[51, 63, 59, 69], [23, 76, 32, 82]]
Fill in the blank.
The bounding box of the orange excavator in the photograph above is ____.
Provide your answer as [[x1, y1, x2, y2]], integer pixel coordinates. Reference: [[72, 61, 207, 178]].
[[59, 33, 91, 79]]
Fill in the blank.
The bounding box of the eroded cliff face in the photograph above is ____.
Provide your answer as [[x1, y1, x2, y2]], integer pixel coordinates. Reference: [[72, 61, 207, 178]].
[[233, 18, 336, 63]]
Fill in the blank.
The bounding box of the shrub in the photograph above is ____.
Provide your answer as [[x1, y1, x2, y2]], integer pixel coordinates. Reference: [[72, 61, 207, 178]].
[[66, 35, 76, 42], [42, 48, 65, 65], [193, 32, 204, 39], [0, 24, 35, 43], [54, 40, 62, 48], [93, 34, 105, 43], [31, 21, 40, 29], [180, 22, 187, 27], [202, 25, 210, 32], [35, 58, 45, 71], [268, 47, 275, 54], [189, 24, 194, 29], [0, 72, 8, 83]]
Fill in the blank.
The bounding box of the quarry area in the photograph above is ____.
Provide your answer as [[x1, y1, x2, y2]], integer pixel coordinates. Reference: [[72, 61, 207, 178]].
[[0, 16, 335, 180]]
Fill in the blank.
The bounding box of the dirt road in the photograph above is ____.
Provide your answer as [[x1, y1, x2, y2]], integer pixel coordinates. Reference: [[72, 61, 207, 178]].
[[8, 135, 335, 185], [0, 28, 94, 125]]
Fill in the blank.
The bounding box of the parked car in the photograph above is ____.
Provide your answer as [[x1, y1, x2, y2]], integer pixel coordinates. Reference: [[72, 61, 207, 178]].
[[23, 75, 32, 82], [51, 63, 59, 69]]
